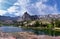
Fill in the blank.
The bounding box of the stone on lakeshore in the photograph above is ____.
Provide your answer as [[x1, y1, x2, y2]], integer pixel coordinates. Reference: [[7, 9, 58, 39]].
[[0, 32, 60, 39]]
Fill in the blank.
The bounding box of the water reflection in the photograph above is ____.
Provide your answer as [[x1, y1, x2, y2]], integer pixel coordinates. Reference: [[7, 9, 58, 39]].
[[0, 26, 60, 36], [31, 29, 60, 36], [0, 26, 24, 32]]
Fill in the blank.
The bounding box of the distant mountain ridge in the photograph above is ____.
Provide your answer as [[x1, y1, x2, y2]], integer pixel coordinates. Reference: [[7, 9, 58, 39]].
[[0, 12, 60, 22], [21, 12, 60, 21], [0, 15, 21, 21]]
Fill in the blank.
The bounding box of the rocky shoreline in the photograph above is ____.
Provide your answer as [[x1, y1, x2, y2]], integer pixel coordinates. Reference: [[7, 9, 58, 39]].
[[0, 32, 60, 39]]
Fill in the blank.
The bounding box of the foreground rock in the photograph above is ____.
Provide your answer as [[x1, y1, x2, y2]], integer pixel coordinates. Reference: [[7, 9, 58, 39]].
[[0, 32, 60, 39]]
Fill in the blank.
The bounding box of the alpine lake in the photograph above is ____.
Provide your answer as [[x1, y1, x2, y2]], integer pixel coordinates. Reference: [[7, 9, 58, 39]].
[[0, 26, 60, 36]]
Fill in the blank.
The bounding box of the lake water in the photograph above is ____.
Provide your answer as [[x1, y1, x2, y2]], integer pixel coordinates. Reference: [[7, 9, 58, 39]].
[[0, 26, 33, 32], [0, 26, 24, 32], [0, 26, 60, 36]]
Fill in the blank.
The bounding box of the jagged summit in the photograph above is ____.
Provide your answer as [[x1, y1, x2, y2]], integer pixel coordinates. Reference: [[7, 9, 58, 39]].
[[23, 12, 30, 16], [22, 12, 39, 21], [22, 12, 31, 21]]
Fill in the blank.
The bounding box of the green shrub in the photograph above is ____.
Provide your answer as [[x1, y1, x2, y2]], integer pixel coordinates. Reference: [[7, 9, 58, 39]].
[[47, 24, 53, 29], [34, 21, 40, 27], [55, 20, 60, 27]]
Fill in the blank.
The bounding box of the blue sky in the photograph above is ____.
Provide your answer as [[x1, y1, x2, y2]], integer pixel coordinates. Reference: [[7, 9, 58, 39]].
[[0, 0, 60, 17]]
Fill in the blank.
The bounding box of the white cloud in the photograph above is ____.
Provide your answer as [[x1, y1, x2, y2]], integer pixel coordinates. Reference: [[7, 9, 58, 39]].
[[11, 0, 30, 16], [0, 10, 7, 15], [26, 0, 58, 15], [14, 2, 20, 5], [14, 13, 20, 16], [8, 6, 17, 13], [0, 0, 59, 16], [40, 0, 48, 2], [0, 0, 3, 3]]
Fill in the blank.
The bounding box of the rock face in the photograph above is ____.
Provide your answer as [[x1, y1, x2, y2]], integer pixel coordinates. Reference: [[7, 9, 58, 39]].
[[0, 32, 60, 39], [22, 12, 31, 21], [22, 12, 39, 21], [31, 15, 39, 20]]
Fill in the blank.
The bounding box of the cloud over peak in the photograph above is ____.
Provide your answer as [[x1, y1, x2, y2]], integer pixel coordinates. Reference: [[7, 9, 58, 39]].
[[0, 0, 60, 16]]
